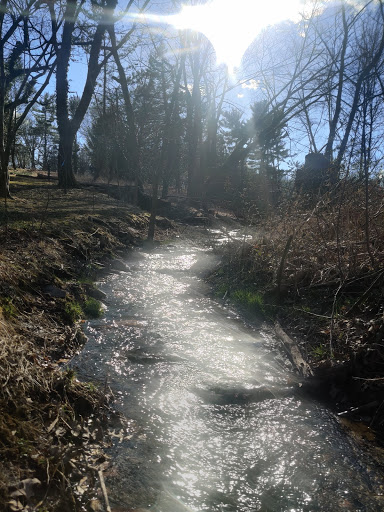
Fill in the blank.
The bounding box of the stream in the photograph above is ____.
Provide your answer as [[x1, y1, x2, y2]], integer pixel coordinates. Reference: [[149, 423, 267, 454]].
[[72, 234, 383, 511]]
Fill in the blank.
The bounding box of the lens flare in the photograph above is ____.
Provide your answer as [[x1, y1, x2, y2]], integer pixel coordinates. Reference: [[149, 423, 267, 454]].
[[168, 0, 304, 72], [128, 0, 306, 73]]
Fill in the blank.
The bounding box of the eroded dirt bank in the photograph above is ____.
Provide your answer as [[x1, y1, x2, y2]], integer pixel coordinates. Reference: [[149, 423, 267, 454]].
[[206, 226, 384, 455]]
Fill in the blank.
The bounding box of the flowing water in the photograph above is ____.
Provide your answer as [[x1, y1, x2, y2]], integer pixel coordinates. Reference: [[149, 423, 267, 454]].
[[72, 236, 383, 512]]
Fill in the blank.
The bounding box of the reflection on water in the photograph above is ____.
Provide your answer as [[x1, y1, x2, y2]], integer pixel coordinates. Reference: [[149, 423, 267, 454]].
[[72, 241, 383, 511]]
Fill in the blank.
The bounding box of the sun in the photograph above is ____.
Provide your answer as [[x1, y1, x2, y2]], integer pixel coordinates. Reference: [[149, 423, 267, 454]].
[[167, 0, 305, 73]]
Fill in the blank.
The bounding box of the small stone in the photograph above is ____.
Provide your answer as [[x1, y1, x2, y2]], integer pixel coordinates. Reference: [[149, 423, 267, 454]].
[[84, 284, 107, 300]]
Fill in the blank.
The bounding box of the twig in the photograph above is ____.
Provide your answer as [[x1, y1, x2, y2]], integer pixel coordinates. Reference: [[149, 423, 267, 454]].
[[39, 191, 51, 230], [98, 470, 112, 512], [352, 376, 384, 381], [292, 307, 331, 319], [276, 234, 293, 302], [338, 400, 380, 417], [370, 400, 384, 427], [329, 281, 343, 358]]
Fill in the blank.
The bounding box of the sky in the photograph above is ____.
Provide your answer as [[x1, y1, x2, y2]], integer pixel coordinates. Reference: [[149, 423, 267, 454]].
[[69, 0, 308, 99], [66, 0, 332, 161]]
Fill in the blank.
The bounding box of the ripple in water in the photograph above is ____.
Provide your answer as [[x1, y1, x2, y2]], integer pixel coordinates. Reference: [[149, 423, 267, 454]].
[[72, 242, 384, 512]]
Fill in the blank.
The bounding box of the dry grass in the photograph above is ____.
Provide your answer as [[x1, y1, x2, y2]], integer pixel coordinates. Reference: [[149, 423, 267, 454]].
[[259, 181, 384, 287], [211, 180, 384, 434]]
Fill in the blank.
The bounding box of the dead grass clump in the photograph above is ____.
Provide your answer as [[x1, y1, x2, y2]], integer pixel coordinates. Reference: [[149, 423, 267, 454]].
[[0, 337, 53, 405], [0, 318, 114, 511]]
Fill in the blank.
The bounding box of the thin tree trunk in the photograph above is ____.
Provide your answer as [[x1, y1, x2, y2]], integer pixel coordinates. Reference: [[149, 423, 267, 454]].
[[0, 0, 8, 198], [147, 171, 160, 241], [361, 90, 375, 267], [108, 25, 141, 187], [336, 1, 384, 167], [0, 165, 9, 197], [324, 5, 348, 162]]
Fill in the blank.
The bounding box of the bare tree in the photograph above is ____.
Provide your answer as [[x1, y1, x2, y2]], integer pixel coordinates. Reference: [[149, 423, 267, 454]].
[[0, 0, 56, 197], [54, 0, 120, 190]]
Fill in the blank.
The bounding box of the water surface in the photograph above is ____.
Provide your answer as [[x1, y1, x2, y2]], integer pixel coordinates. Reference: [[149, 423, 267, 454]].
[[73, 239, 383, 511]]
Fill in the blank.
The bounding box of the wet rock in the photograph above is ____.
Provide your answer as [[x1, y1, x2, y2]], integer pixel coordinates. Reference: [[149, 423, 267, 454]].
[[195, 384, 288, 405], [141, 239, 160, 250], [109, 259, 129, 272], [184, 215, 209, 225], [42, 284, 67, 298], [155, 216, 175, 229], [83, 284, 107, 301]]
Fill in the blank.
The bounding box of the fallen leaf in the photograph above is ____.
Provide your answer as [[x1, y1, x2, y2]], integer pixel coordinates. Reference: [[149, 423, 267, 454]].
[[10, 489, 26, 499], [8, 499, 23, 511], [21, 478, 41, 499], [47, 415, 59, 433], [90, 498, 103, 511]]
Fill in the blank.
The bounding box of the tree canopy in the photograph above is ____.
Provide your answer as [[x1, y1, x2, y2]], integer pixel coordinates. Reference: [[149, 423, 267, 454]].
[[0, 0, 383, 202]]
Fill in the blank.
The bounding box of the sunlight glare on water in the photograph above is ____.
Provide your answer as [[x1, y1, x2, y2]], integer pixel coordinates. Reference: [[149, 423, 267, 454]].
[[72, 241, 383, 511]]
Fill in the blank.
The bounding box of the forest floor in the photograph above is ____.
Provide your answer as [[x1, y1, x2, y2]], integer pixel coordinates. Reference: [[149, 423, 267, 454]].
[[1, 173, 384, 510]]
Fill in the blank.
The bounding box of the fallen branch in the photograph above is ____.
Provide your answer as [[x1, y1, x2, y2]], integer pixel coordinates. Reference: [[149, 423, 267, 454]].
[[274, 321, 313, 378], [338, 400, 380, 417], [98, 470, 111, 512], [292, 307, 331, 319], [352, 376, 384, 382]]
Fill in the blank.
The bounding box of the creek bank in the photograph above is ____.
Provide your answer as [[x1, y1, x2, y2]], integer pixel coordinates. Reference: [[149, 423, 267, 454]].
[[3, 178, 383, 507], [206, 234, 384, 451], [0, 184, 183, 512]]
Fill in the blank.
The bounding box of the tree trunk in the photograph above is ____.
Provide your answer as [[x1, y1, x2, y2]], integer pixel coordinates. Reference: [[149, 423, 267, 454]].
[[58, 134, 76, 190], [108, 25, 141, 184], [184, 47, 203, 199], [56, 0, 118, 191], [56, 0, 77, 190], [0, 164, 9, 197], [161, 175, 169, 199], [0, 32, 7, 198], [186, 86, 202, 199]]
